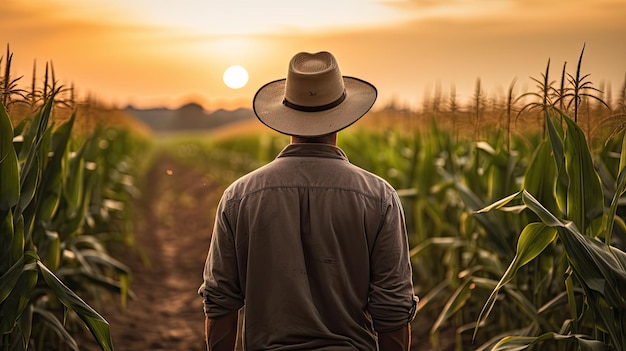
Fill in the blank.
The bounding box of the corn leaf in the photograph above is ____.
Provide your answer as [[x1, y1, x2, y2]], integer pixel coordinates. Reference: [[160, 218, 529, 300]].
[[17, 106, 41, 162], [562, 111, 604, 235], [14, 304, 33, 351], [14, 158, 40, 220], [545, 108, 568, 213], [455, 180, 513, 253], [0, 260, 38, 334], [11, 119, 28, 156], [33, 307, 80, 351], [16, 99, 53, 233], [18, 96, 53, 181], [475, 222, 557, 338], [558, 226, 626, 307], [34, 98, 73, 223], [0, 102, 20, 211], [520, 190, 563, 227], [0, 210, 14, 273], [475, 191, 521, 214], [409, 236, 468, 257], [491, 332, 607, 351], [37, 261, 113, 351], [0, 256, 24, 304], [11, 214, 25, 268], [431, 278, 472, 334], [514, 223, 558, 269], [503, 287, 552, 330], [64, 131, 85, 215], [523, 140, 559, 216], [521, 190, 626, 310], [604, 131, 626, 244], [41, 230, 61, 271]]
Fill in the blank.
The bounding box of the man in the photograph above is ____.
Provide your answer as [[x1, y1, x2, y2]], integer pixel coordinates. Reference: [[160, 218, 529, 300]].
[[198, 51, 418, 351]]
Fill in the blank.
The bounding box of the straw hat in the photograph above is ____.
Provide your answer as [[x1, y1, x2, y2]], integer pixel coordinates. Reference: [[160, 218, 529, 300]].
[[253, 51, 377, 137]]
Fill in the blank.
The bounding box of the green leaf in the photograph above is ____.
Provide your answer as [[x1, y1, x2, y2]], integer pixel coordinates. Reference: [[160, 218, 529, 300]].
[[474, 191, 522, 214], [36, 109, 76, 223], [15, 304, 34, 351], [562, 111, 604, 235], [0, 210, 15, 272], [431, 278, 472, 334], [604, 131, 626, 244], [455, 180, 513, 253], [0, 256, 24, 304], [514, 223, 558, 270], [18, 97, 53, 185], [408, 236, 467, 257], [37, 261, 114, 351], [12, 215, 25, 264], [491, 332, 608, 351], [545, 107, 568, 211], [521, 190, 563, 227], [475, 223, 557, 337], [0, 102, 20, 211], [41, 230, 61, 271], [520, 190, 626, 310], [12, 118, 28, 156], [37, 187, 63, 223], [33, 307, 80, 351], [0, 102, 14, 160], [0, 259, 38, 335], [558, 227, 626, 309], [13, 158, 40, 221], [64, 139, 85, 215], [523, 140, 559, 216], [619, 129, 626, 174], [564, 273, 578, 331]]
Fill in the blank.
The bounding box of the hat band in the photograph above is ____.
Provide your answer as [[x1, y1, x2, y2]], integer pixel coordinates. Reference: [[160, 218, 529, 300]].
[[282, 91, 346, 112]]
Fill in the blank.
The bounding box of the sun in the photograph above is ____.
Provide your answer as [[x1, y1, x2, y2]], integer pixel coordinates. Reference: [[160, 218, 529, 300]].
[[223, 65, 249, 89]]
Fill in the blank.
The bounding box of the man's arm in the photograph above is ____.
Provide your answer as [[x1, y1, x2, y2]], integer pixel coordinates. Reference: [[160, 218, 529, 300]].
[[378, 323, 410, 351], [205, 310, 238, 351]]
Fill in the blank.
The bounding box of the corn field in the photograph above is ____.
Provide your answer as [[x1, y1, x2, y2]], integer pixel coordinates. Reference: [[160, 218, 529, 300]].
[[3, 44, 626, 350], [162, 48, 626, 351], [1, 45, 150, 350]]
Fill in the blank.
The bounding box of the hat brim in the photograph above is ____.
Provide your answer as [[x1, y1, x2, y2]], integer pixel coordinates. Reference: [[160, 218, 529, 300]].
[[253, 76, 377, 137]]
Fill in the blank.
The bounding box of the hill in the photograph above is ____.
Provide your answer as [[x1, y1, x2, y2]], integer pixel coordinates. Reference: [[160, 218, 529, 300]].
[[124, 102, 255, 132]]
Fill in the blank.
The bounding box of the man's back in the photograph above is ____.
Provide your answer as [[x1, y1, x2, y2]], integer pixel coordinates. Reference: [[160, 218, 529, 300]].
[[200, 143, 416, 350]]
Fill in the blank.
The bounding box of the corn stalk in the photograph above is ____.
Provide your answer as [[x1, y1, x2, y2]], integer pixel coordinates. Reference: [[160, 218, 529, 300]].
[[475, 107, 626, 350], [0, 95, 141, 350]]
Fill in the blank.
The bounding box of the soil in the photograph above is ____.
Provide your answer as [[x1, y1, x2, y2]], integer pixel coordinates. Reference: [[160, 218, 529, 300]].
[[76, 152, 451, 351]]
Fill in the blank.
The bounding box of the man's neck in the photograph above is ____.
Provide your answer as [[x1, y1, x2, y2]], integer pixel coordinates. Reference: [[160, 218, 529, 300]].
[[291, 133, 337, 146]]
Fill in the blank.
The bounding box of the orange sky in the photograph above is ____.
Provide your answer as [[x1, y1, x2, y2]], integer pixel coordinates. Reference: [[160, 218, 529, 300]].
[[2, 0, 625, 111]]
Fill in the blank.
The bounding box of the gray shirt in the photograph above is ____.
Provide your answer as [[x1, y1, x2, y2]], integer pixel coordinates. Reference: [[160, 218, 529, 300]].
[[199, 143, 417, 351]]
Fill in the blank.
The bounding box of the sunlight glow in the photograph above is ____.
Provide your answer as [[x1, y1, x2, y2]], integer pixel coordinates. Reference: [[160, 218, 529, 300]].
[[5, 0, 624, 111], [80, 0, 416, 35], [27, 0, 517, 36], [130, 0, 410, 34], [223, 66, 249, 89]]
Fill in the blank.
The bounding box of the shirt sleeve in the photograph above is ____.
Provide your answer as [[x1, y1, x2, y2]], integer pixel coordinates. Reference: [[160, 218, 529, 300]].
[[368, 190, 418, 332], [198, 195, 245, 318]]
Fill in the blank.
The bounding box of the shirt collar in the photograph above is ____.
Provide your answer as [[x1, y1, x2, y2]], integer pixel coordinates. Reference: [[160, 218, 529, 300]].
[[277, 143, 349, 161]]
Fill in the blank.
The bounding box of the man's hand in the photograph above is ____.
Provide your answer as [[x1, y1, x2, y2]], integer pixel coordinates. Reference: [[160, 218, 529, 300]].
[[205, 310, 238, 351]]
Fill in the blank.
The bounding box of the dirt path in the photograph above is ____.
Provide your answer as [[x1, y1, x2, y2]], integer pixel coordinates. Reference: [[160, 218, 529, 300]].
[[79, 154, 219, 351]]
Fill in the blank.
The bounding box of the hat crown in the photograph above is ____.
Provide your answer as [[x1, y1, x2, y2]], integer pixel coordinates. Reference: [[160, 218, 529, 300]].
[[284, 52, 345, 108], [252, 50, 377, 137]]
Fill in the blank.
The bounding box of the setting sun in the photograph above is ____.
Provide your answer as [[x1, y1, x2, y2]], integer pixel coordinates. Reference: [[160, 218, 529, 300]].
[[223, 65, 249, 89]]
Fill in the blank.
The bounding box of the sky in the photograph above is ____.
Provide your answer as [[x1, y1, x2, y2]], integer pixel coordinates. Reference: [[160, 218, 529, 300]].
[[1, 0, 625, 111]]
